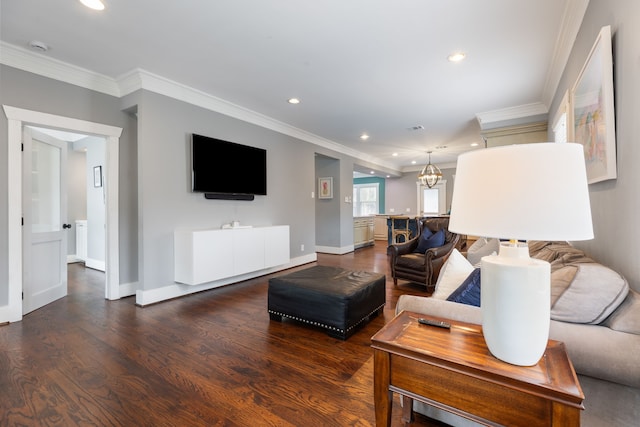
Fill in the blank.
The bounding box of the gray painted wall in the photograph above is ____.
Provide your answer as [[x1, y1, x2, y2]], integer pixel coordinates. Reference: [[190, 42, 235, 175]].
[[85, 136, 106, 266], [385, 167, 455, 216], [549, 0, 639, 292], [1, 0, 638, 305], [315, 155, 341, 248], [128, 90, 320, 291], [66, 145, 87, 256], [0, 66, 362, 308], [0, 65, 138, 306]]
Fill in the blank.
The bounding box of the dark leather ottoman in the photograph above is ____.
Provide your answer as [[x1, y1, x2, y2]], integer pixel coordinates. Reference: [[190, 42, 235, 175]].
[[268, 265, 386, 339]]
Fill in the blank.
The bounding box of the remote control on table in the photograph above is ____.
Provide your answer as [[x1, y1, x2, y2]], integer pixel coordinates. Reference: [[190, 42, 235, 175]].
[[418, 318, 451, 329]]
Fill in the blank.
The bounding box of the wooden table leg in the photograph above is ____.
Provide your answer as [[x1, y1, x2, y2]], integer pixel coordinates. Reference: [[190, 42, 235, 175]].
[[373, 350, 392, 427], [401, 395, 414, 425]]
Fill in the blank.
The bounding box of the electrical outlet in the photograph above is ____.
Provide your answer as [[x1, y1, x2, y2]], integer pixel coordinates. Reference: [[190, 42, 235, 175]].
[[301, 244, 304, 252], [389, 208, 395, 213], [406, 208, 411, 212]]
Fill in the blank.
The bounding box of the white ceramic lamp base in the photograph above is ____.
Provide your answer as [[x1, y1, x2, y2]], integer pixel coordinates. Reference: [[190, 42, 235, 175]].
[[481, 243, 550, 366]]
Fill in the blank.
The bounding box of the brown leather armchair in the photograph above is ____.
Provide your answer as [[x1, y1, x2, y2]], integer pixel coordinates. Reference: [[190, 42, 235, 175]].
[[387, 217, 462, 290]]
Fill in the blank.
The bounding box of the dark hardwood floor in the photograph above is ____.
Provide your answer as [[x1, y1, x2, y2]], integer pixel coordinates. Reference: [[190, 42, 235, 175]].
[[0, 241, 448, 426]]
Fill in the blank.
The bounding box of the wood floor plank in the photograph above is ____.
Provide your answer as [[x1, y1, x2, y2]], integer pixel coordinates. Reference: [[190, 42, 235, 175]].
[[0, 241, 447, 427]]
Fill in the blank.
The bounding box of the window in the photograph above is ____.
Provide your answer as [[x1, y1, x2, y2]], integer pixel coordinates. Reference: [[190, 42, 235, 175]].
[[417, 180, 447, 215], [353, 183, 379, 216], [422, 188, 440, 214]]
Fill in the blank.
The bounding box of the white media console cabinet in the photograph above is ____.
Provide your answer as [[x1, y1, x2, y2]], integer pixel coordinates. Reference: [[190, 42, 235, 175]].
[[174, 225, 290, 286]]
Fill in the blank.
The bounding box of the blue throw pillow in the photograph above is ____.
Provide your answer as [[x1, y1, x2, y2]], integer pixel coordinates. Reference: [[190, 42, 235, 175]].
[[414, 228, 445, 253], [446, 268, 481, 307]]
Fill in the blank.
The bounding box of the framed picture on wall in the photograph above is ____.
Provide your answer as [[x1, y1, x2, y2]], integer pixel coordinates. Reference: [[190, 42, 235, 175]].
[[318, 177, 333, 199], [94, 166, 103, 187], [571, 25, 617, 184]]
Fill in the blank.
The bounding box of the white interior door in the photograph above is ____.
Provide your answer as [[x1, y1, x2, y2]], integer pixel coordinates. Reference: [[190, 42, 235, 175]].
[[22, 127, 68, 314]]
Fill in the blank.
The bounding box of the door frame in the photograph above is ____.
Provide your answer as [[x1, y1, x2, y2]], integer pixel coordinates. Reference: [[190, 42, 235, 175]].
[[3, 105, 123, 322]]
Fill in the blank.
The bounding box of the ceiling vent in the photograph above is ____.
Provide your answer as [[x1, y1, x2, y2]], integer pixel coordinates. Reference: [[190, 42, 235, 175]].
[[29, 40, 49, 52]]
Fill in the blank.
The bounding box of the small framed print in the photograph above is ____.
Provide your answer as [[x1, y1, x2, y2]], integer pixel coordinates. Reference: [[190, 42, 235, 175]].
[[318, 177, 333, 199], [94, 166, 103, 187]]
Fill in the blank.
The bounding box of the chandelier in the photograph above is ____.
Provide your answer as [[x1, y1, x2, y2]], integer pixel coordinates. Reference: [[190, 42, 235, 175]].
[[418, 151, 442, 188]]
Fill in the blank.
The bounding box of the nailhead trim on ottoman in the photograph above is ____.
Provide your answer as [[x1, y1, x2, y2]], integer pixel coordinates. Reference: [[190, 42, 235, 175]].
[[268, 265, 386, 340]]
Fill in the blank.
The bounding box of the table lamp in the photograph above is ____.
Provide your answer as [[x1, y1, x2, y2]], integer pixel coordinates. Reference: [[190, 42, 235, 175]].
[[449, 143, 593, 366]]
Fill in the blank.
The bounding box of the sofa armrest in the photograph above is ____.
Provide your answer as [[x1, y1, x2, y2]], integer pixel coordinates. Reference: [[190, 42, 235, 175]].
[[396, 294, 483, 325], [549, 320, 640, 389]]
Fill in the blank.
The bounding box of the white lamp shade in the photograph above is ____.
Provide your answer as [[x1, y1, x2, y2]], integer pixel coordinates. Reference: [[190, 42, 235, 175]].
[[449, 143, 593, 241], [449, 142, 593, 366]]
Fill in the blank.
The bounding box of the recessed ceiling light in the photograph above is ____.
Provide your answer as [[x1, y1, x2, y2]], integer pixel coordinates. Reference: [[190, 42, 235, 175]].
[[448, 52, 466, 62], [392, 153, 398, 157], [386, 175, 390, 178], [79, 0, 105, 10], [370, 171, 375, 175], [411, 160, 417, 165], [287, 98, 300, 104], [360, 133, 370, 141], [471, 142, 479, 147]]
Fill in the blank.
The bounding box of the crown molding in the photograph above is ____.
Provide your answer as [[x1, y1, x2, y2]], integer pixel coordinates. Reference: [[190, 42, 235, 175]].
[[475, 102, 548, 129], [1, 42, 399, 173], [541, 0, 590, 106], [475, 0, 588, 130], [0, 41, 120, 96], [118, 69, 397, 170]]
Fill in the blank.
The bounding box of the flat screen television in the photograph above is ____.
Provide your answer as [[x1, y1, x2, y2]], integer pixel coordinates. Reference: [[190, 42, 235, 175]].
[[191, 133, 267, 199]]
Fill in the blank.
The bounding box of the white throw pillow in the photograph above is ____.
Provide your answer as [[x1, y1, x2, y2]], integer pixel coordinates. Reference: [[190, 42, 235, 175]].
[[467, 237, 500, 266], [432, 249, 474, 300]]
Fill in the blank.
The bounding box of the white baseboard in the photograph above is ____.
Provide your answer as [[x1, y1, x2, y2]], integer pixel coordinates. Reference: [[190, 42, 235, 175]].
[[135, 254, 317, 307], [0, 303, 22, 323], [85, 258, 106, 272], [315, 244, 355, 255], [67, 254, 84, 264], [119, 281, 138, 298]]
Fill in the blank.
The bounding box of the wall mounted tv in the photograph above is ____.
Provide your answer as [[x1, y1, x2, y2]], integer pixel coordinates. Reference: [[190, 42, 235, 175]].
[[191, 133, 267, 201]]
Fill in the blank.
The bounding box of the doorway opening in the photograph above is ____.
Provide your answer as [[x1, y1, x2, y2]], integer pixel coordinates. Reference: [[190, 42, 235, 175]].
[[3, 105, 122, 323]]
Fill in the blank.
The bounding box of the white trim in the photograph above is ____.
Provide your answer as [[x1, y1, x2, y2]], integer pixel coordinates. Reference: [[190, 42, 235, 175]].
[[2, 105, 122, 323], [552, 90, 572, 143], [135, 255, 316, 306], [119, 69, 398, 171], [541, 0, 591, 107], [476, 103, 548, 128], [85, 258, 106, 272], [104, 135, 120, 299], [1, 42, 399, 174], [314, 245, 355, 255], [416, 180, 448, 216], [118, 282, 139, 298], [0, 42, 120, 96]]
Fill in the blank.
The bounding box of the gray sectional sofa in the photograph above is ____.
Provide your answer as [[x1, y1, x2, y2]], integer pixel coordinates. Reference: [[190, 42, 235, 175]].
[[394, 241, 640, 426]]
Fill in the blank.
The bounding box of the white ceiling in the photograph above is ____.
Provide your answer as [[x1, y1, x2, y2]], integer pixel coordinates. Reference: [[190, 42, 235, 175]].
[[0, 0, 587, 176]]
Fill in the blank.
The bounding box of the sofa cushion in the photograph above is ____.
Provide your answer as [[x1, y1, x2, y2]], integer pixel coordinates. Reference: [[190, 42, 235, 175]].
[[529, 241, 594, 268], [414, 228, 445, 254], [432, 249, 474, 300], [466, 237, 500, 266], [550, 263, 629, 324], [446, 268, 481, 306], [604, 289, 640, 334]]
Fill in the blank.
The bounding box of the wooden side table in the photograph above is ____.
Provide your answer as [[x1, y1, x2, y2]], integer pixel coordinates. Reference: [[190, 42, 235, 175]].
[[371, 310, 584, 426]]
